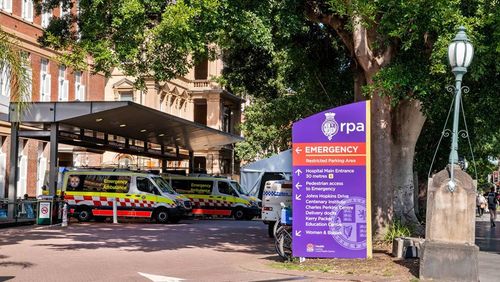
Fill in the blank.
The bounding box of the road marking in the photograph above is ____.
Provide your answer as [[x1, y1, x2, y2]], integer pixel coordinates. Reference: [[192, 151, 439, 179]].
[[138, 272, 184, 282]]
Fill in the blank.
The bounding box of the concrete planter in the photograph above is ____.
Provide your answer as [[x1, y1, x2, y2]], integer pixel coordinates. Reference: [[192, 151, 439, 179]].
[[392, 237, 424, 259]]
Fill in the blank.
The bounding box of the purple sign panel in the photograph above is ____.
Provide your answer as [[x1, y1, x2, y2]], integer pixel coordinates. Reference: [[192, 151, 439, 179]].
[[292, 101, 372, 258]]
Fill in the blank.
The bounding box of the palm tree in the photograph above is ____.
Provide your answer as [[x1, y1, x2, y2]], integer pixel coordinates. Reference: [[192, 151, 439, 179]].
[[0, 27, 31, 114]]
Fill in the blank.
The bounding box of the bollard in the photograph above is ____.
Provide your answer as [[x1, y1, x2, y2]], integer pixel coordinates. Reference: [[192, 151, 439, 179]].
[[113, 198, 118, 224], [62, 203, 68, 227]]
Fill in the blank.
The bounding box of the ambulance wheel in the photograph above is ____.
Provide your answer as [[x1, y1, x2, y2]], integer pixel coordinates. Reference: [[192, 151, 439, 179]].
[[77, 206, 93, 222], [233, 208, 245, 220], [154, 208, 169, 224]]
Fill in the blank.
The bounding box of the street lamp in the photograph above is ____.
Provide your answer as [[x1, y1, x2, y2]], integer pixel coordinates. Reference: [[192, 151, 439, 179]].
[[447, 26, 474, 192]]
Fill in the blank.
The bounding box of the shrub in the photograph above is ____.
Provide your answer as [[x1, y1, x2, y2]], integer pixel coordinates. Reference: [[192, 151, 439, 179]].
[[384, 219, 413, 243]]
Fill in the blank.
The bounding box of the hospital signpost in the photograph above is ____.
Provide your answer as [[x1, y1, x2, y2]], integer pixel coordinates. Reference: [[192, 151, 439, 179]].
[[292, 101, 372, 258]]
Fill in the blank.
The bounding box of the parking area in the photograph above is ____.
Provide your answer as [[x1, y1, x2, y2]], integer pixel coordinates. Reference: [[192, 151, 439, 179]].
[[0, 219, 314, 282], [5, 218, 499, 281]]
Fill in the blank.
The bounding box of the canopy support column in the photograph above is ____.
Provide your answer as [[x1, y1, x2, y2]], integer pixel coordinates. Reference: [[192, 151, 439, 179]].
[[189, 151, 194, 174], [49, 123, 59, 196], [161, 160, 167, 172], [7, 122, 19, 220]]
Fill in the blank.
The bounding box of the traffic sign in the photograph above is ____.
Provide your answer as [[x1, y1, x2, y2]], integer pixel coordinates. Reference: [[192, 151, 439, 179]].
[[39, 202, 50, 219]]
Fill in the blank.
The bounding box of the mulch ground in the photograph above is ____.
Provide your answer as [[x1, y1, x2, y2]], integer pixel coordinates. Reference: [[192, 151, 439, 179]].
[[272, 242, 419, 281]]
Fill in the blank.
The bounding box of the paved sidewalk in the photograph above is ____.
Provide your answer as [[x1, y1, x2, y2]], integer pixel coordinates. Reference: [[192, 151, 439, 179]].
[[476, 213, 500, 282]]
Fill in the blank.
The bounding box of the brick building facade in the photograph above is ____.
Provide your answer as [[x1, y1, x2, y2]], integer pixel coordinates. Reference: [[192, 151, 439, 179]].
[[1, 1, 243, 199], [0, 0, 106, 198]]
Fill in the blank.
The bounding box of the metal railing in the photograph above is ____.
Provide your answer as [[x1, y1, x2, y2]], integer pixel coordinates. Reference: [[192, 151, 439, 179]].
[[0, 198, 38, 222]]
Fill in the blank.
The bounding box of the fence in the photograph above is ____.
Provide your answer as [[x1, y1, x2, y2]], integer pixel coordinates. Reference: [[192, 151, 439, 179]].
[[0, 198, 38, 223]]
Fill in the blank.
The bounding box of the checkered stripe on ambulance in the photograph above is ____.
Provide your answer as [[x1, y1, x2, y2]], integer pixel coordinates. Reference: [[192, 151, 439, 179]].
[[168, 177, 259, 217], [64, 172, 184, 219], [187, 195, 251, 216]]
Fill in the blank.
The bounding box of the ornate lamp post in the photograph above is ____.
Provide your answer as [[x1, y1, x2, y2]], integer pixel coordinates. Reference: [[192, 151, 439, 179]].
[[447, 26, 474, 192]]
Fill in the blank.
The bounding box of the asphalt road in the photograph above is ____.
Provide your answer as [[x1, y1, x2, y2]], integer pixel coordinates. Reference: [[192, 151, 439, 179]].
[[0, 219, 310, 282]]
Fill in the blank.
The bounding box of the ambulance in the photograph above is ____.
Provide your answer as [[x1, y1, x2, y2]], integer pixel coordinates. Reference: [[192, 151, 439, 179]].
[[163, 175, 261, 220], [61, 170, 192, 223], [261, 180, 292, 237]]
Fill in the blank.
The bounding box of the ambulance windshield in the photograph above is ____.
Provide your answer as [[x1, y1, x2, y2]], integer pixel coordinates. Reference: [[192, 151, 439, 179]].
[[230, 182, 246, 196], [152, 177, 176, 194]]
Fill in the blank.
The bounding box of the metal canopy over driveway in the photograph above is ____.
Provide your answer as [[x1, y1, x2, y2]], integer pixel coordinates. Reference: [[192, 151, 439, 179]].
[[6, 101, 243, 207]]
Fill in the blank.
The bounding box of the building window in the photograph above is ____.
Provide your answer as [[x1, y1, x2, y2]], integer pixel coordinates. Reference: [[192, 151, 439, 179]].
[[194, 58, 209, 80], [222, 105, 232, 133], [0, 136, 6, 198], [36, 142, 47, 197], [17, 140, 28, 198], [193, 99, 207, 125], [40, 59, 51, 101], [0, 63, 10, 99], [58, 65, 68, 101], [0, 0, 12, 13], [74, 71, 85, 101], [119, 91, 134, 101], [22, 0, 34, 22], [41, 0, 52, 28]]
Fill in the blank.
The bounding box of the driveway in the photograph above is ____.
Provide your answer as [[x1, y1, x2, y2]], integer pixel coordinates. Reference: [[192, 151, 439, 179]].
[[8, 217, 497, 281], [0, 219, 312, 282]]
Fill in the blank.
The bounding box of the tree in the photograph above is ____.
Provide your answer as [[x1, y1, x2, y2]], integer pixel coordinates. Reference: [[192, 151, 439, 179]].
[[35, 0, 500, 237], [222, 11, 354, 161], [410, 0, 500, 215], [35, 0, 222, 88], [0, 28, 31, 112], [228, 0, 500, 235]]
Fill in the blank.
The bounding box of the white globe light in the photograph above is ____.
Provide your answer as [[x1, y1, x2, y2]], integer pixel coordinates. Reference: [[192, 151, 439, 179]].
[[448, 26, 474, 70]]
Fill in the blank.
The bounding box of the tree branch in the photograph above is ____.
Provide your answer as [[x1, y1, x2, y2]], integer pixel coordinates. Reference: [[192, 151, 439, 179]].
[[304, 1, 355, 57], [375, 42, 395, 68], [352, 16, 375, 73]]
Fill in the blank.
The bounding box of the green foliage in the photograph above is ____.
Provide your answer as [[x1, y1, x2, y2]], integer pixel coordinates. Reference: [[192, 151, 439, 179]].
[[35, 0, 222, 87], [236, 89, 350, 161], [384, 219, 413, 243], [228, 0, 499, 163], [228, 4, 353, 160], [33, 0, 500, 175], [415, 1, 500, 188]]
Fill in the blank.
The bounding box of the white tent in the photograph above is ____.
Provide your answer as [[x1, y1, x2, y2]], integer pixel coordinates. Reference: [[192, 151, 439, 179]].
[[240, 150, 292, 198]]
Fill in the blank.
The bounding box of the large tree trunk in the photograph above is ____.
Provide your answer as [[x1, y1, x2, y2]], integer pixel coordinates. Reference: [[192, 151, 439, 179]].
[[370, 88, 394, 238], [391, 99, 426, 229], [353, 64, 366, 101], [304, 3, 422, 238]]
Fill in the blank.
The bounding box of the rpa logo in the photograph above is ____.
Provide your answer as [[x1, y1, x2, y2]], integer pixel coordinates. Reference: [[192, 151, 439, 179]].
[[322, 112, 365, 140]]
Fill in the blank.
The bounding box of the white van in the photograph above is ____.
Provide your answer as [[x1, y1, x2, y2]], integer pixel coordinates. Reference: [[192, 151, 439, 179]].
[[62, 171, 192, 223], [163, 175, 261, 220], [261, 180, 292, 237]]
